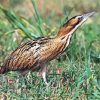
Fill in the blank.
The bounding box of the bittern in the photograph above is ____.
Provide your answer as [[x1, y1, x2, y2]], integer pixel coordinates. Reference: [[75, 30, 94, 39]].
[[0, 12, 95, 85]]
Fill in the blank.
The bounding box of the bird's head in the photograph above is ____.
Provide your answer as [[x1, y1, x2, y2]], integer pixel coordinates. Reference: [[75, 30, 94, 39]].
[[57, 12, 95, 37]]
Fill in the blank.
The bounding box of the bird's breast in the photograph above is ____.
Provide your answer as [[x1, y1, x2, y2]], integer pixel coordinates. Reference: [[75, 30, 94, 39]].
[[39, 39, 66, 62]]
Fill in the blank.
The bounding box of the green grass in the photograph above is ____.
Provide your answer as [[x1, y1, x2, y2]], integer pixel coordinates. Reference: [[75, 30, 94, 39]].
[[0, 0, 100, 99]]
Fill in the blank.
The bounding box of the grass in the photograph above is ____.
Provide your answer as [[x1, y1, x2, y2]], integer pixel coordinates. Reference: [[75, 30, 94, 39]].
[[0, 0, 100, 99]]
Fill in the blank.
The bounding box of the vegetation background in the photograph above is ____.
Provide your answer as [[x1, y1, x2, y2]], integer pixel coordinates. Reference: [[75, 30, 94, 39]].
[[0, 0, 100, 99]]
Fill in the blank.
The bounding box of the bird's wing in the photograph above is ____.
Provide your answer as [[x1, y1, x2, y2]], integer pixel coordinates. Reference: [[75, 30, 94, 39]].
[[3, 37, 51, 71]]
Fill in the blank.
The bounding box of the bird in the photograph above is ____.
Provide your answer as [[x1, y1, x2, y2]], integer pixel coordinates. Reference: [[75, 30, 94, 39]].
[[0, 12, 95, 85]]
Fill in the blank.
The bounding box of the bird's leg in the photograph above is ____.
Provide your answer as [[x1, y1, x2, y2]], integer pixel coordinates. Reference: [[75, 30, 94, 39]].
[[19, 70, 29, 76], [39, 66, 48, 85]]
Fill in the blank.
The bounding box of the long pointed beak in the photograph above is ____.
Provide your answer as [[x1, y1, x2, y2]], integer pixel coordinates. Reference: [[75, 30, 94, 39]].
[[82, 12, 95, 20]]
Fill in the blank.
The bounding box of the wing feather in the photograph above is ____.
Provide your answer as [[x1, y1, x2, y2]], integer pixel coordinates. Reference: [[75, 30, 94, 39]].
[[3, 37, 52, 71]]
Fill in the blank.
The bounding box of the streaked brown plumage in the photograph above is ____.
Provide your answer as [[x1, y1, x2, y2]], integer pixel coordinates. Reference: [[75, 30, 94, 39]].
[[0, 12, 95, 85], [3, 37, 65, 71]]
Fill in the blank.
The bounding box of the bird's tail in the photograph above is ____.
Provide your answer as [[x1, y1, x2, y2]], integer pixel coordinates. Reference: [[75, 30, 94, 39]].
[[0, 66, 6, 74]]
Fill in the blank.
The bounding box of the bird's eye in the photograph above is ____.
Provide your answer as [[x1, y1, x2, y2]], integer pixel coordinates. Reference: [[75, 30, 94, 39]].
[[78, 16, 83, 21]]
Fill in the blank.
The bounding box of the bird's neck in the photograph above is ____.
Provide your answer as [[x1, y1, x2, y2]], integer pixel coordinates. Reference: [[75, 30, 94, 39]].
[[55, 24, 78, 50], [57, 26, 73, 37]]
